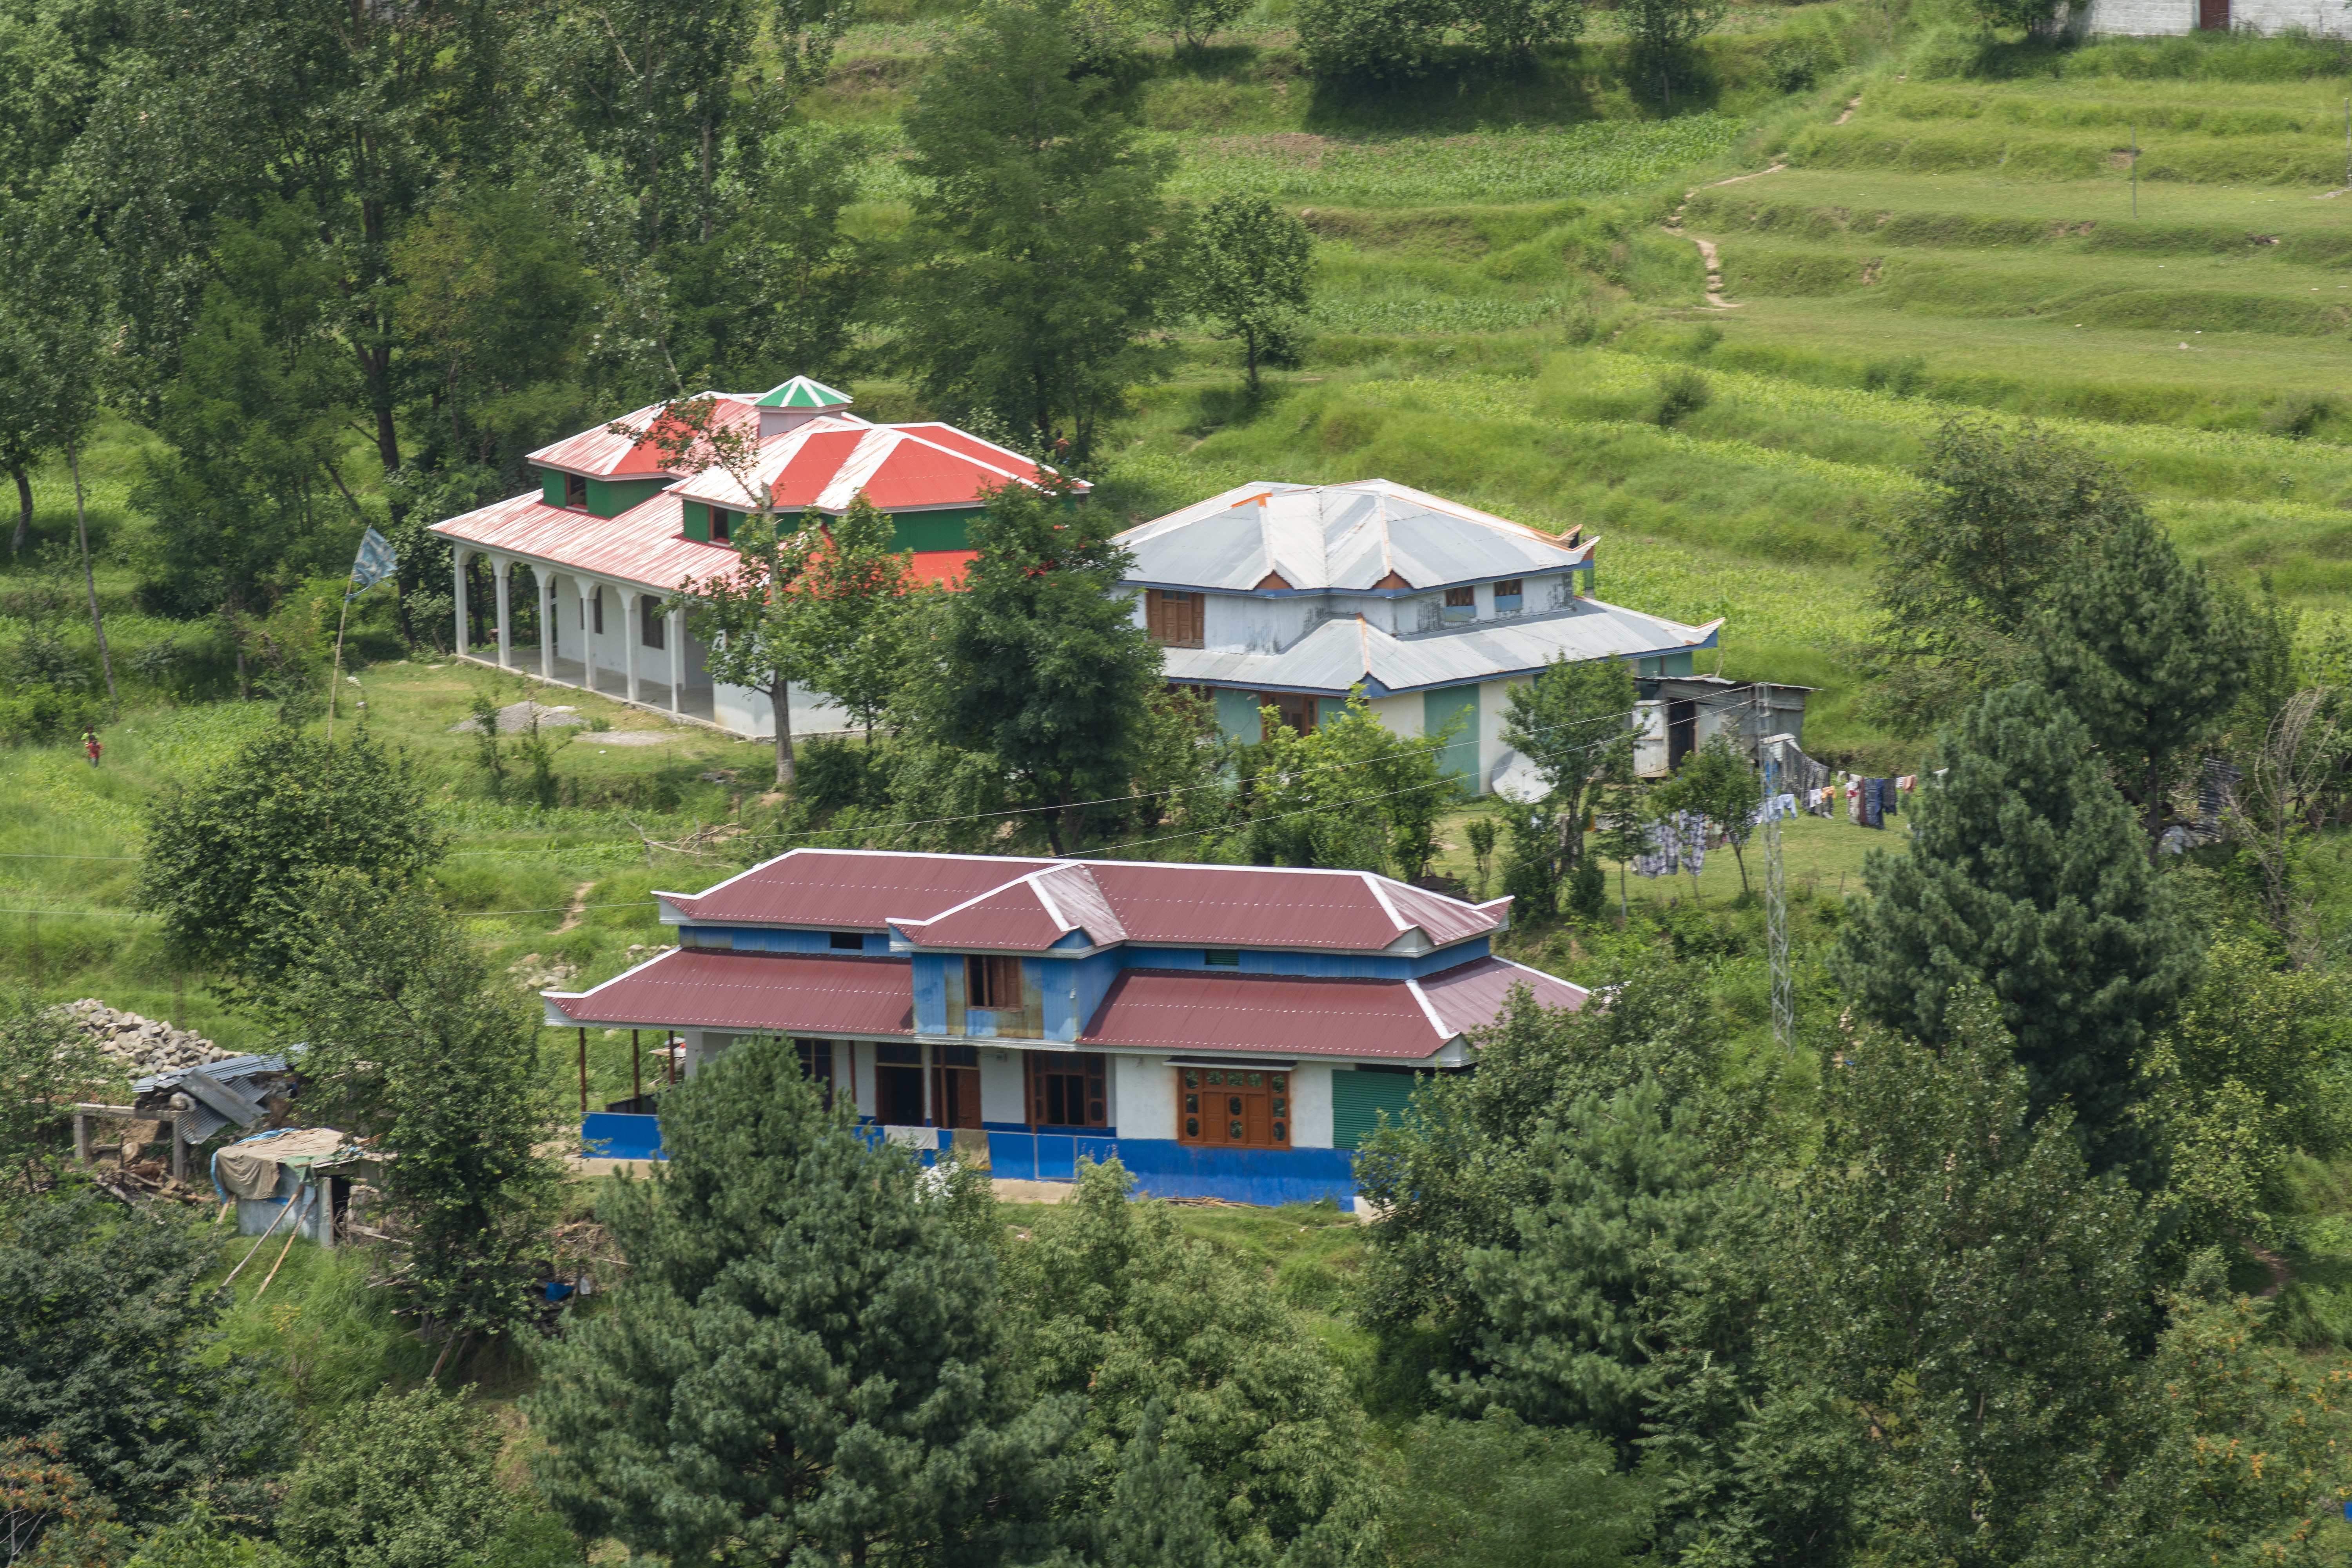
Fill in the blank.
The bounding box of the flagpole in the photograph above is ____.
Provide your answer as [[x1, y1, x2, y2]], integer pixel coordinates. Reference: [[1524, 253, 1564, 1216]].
[[327, 586, 353, 752]]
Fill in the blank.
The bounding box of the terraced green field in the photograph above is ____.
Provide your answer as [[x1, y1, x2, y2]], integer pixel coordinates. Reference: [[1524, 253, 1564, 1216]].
[[842, 22, 2352, 764]]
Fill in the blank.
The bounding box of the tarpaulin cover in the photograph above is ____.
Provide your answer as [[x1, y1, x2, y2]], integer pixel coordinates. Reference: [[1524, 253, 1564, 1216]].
[[214, 1127, 345, 1200]]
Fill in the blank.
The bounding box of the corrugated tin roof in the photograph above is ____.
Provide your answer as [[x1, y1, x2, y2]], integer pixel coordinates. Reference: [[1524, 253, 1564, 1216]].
[[668, 849, 1510, 953], [432, 491, 738, 593], [432, 489, 981, 594], [530, 396, 762, 479], [669, 420, 1082, 516], [1117, 479, 1594, 593], [545, 949, 915, 1035], [669, 849, 1061, 929], [1160, 601, 1722, 698], [1419, 955, 1588, 1034], [757, 376, 853, 410], [1080, 969, 1445, 1058]]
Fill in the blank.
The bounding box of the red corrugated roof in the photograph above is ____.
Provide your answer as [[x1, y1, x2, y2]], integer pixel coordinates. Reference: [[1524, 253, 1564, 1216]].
[[530, 397, 760, 479], [911, 550, 975, 588], [1080, 969, 1447, 1058], [546, 949, 915, 1035], [770, 429, 873, 509], [854, 434, 1017, 511], [1418, 956, 1588, 1034], [668, 849, 1060, 929], [433, 492, 739, 593], [894, 424, 1063, 486], [666, 851, 1511, 952]]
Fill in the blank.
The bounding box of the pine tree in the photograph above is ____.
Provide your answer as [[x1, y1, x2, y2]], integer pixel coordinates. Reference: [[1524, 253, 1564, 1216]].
[[2036, 508, 2254, 843], [897, 0, 1176, 463], [1832, 683, 2198, 1176], [914, 479, 1163, 853], [527, 1036, 1073, 1566]]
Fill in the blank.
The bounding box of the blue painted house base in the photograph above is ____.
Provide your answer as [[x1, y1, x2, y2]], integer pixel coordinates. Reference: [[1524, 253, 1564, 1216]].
[[577, 1116, 1359, 1209]]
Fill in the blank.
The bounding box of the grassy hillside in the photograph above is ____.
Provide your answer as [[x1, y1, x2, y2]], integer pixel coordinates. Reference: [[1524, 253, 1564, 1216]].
[[816, 13, 2352, 764]]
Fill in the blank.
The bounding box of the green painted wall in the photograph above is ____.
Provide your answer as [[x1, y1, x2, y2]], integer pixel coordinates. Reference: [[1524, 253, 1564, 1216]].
[[540, 470, 565, 507], [1332, 1070, 1419, 1151], [681, 501, 710, 542], [1213, 688, 1262, 743], [1635, 652, 1698, 678], [585, 476, 666, 518], [1425, 684, 1480, 787], [891, 507, 982, 552]]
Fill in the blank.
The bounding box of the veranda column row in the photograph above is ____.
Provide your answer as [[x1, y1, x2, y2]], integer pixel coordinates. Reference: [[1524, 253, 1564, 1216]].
[[450, 548, 684, 714]]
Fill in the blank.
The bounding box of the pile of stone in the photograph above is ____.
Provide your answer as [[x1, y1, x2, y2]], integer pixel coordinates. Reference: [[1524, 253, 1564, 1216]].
[[55, 999, 235, 1080]]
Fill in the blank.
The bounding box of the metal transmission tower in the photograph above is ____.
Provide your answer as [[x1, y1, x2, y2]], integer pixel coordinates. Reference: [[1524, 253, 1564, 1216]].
[[1757, 701, 1794, 1056]]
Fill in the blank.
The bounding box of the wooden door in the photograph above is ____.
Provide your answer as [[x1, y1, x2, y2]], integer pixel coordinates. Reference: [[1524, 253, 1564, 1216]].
[[2198, 0, 2227, 28]]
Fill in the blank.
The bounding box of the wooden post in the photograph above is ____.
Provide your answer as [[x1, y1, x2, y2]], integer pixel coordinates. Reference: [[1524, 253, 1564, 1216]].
[[577, 1027, 588, 1116], [632, 1029, 641, 1109], [73, 1110, 89, 1167], [170, 1116, 185, 1184]]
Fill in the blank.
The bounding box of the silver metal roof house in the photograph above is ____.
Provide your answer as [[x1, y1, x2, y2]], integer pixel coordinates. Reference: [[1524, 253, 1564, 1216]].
[[1118, 480, 1735, 795]]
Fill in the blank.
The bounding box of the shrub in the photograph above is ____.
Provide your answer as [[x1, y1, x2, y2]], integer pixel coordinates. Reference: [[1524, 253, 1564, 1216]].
[[278, 1387, 513, 1568], [1649, 366, 1713, 426]]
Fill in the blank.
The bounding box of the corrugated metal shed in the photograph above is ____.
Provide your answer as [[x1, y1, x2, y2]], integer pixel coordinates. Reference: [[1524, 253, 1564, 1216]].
[[1117, 479, 1595, 593], [1158, 601, 1722, 699], [545, 949, 916, 1035]]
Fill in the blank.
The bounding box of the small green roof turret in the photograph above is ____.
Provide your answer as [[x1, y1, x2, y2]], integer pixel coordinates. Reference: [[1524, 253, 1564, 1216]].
[[755, 376, 854, 410]]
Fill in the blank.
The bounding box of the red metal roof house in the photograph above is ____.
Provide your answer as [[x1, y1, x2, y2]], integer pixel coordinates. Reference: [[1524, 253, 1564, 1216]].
[[428, 377, 1083, 737], [546, 848, 1587, 1205]]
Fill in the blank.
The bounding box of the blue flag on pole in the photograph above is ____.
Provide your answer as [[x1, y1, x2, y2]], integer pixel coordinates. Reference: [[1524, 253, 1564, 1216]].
[[347, 528, 396, 600]]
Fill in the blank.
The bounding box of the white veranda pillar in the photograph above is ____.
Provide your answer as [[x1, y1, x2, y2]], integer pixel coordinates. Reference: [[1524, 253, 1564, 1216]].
[[667, 607, 685, 714], [491, 556, 512, 671], [575, 577, 597, 691], [621, 588, 641, 705], [537, 568, 554, 683], [451, 548, 469, 657]]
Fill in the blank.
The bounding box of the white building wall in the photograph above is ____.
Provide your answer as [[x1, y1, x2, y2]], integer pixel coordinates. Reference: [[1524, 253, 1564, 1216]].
[[1290, 1063, 1335, 1150], [845, 1042, 877, 1119], [980, 1047, 1027, 1126], [1366, 692, 1422, 738], [1114, 1054, 1178, 1140], [1205, 593, 1314, 654], [2077, 0, 2346, 33], [1479, 680, 1518, 792]]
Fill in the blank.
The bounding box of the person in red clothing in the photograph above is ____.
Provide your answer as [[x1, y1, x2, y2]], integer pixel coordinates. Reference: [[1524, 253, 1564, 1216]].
[[82, 727, 101, 766]]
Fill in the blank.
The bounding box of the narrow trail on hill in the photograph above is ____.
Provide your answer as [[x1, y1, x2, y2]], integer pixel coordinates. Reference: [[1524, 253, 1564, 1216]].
[[1662, 162, 1787, 308], [556, 881, 595, 933]]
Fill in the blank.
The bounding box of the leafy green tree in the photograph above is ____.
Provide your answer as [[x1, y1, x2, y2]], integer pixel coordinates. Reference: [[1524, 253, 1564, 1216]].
[[279, 1387, 518, 1568], [0, 1192, 287, 1526], [898, 0, 1177, 463], [1760, 992, 2153, 1568], [1000, 1160, 1369, 1560], [1296, 0, 1446, 76], [125, 1510, 291, 1568], [1241, 692, 1453, 877], [528, 1034, 1073, 1566], [2036, 508, 2255, 843], [1620, 0, 1725, 102], [261, 876, 563, 1367], [2136, 937, 2350, 1248], [1157, 0, 1248, 50], [670, 506, 831, 788], [0, 1436, 127, 1568], [1588, 782, 1649, 924], [1832, 683, 2197, 1178], [1356, 957, 1736, 1344], [133, 198, 365, 635], [1863, 419, 2143, 737], [0, 986, 104, 1193], [1457, 1078, 1759, 1446], [1089, 1403, 1228, 1568], [0, 195, 100, 556], [388, 184, 594, 478], [1380, 1412, 1651, 1568], [1669, 731, 1762, 897], [1497, 653, 1639, 906], [915, 481, 1163, 853], [1186, 196, 1311, 396], [135, 724, 445, 988], [791, 496, 923, 745]]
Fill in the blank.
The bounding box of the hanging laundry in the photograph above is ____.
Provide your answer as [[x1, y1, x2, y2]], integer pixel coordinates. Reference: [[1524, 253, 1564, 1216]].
[[1878, 778, 1898, 818], [1860, 778, 1884, 829], [1750, 793, 1798, 825]]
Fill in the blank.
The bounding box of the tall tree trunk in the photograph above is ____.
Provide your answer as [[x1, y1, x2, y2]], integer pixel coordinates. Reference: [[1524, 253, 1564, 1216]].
[[10, 466, 30, 552], [771, 680, 796, 786], [67, 448, 116, 711]]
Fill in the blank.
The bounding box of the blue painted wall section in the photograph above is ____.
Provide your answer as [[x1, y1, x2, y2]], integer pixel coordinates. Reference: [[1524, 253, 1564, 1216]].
[[678, 927, 891, 955], [583, 1118, 1362, 1205], [582, 1112, 663, 1161], [1119, 940, 1489, 979], [986, 1132, 1357, 1207]]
